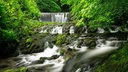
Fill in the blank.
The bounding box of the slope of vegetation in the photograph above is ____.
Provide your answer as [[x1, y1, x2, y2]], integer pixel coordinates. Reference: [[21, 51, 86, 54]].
[[35, 0, 61, 12], [94, 43, 128, 72], [61, 0, 128, 28], [0, 0, 40, 58], [35, 0, 70, 12]]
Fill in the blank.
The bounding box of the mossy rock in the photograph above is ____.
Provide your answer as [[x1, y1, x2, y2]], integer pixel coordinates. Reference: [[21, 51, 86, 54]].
[[38, 55, 59, 63], [80, 38, 97, 49], [56, 34, 68, 46], [4, 67, 28, 72], [19, 33, 58, 54], [75, 26, 86, 33], [62, 24, 72, 33], [38, 57, 48, 63]]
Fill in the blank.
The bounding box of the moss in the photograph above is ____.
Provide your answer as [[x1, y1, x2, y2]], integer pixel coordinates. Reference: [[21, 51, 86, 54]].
[[93, 43, 128, 72], [56, 34, 67, 46], [4, 67, 28, 72]]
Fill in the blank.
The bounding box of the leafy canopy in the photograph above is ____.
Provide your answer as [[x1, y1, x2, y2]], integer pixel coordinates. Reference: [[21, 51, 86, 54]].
[[61, 0, 128, 28], [35, 0, 61, 12]]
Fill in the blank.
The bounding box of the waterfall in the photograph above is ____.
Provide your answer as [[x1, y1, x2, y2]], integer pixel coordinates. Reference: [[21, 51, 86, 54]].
[[51, 26, 63, 34], [69, 26, 75, 34], [39, 26, 47, 33], [39, 13, 70, 23]]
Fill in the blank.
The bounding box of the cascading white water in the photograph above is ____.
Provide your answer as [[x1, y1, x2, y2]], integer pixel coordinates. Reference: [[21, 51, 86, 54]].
[[16, 42, 65, 72], [96, 39, 105, 48], [39, 13, 69, 23], [27, 56, 65, 72], [39, 26, 63, 34], [16, 44, 60, 65], [39, 26, 47, 33], [68, 40, 88, 52], [15, 35, 121, 72], [69, 26, 75, 34], [51, 26, 63, 34], [63, 38, 121, 72]]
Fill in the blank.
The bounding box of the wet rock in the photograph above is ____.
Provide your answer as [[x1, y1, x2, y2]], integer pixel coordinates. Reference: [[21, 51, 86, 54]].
[[49, 43, 53, 48], [28, 67, 45, 72], [83, 38, 97, 49], [77, 39, 83, 47], [19, 33, 59, 54], [50, 55, 59, 59], [0, 65, 9, 68], [77, 44, 81, 48], [63, 24, 72, 33], [75, 26, 86, 33], [64, 48, 78, 61], [88, 28, 97, 33], [0, 57, 17, 72], [38, 55, 59, 64], [59, 49, 65, 56], [12, 57, 22, 61], [51, 34, 57, 44], [38, 57, 48, 63]]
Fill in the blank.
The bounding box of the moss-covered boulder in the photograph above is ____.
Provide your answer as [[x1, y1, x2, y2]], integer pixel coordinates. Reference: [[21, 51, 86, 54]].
[[19, 33, 57, 54], [38, 55, 59, 63], [78, 38, 97, 49], [56, 34, 79, 46]]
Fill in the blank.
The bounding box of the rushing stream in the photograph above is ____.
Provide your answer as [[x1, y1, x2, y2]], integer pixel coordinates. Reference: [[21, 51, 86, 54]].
[[0, 13, 128, 72], [13, 37, 122, 72]]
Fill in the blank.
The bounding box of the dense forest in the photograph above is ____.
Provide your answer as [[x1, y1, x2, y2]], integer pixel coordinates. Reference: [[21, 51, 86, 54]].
[[0, 0, 65, 58], [0, 0, 128, 72], [0, 0, 38, 57]]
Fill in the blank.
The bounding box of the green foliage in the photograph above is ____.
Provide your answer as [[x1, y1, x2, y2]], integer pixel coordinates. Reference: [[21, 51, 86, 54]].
[[0, 0, 40, 58], [20, 0, 39, 19], [56, 34, 67, 45], [2, 29, 17, 41], [0, 0, 39, 31], [61, 0, 128, 28], [4, 67, 28, 72], [26, 37, 31, 43], [35, 0, 61, 12], [94, 43, 128, 72]]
